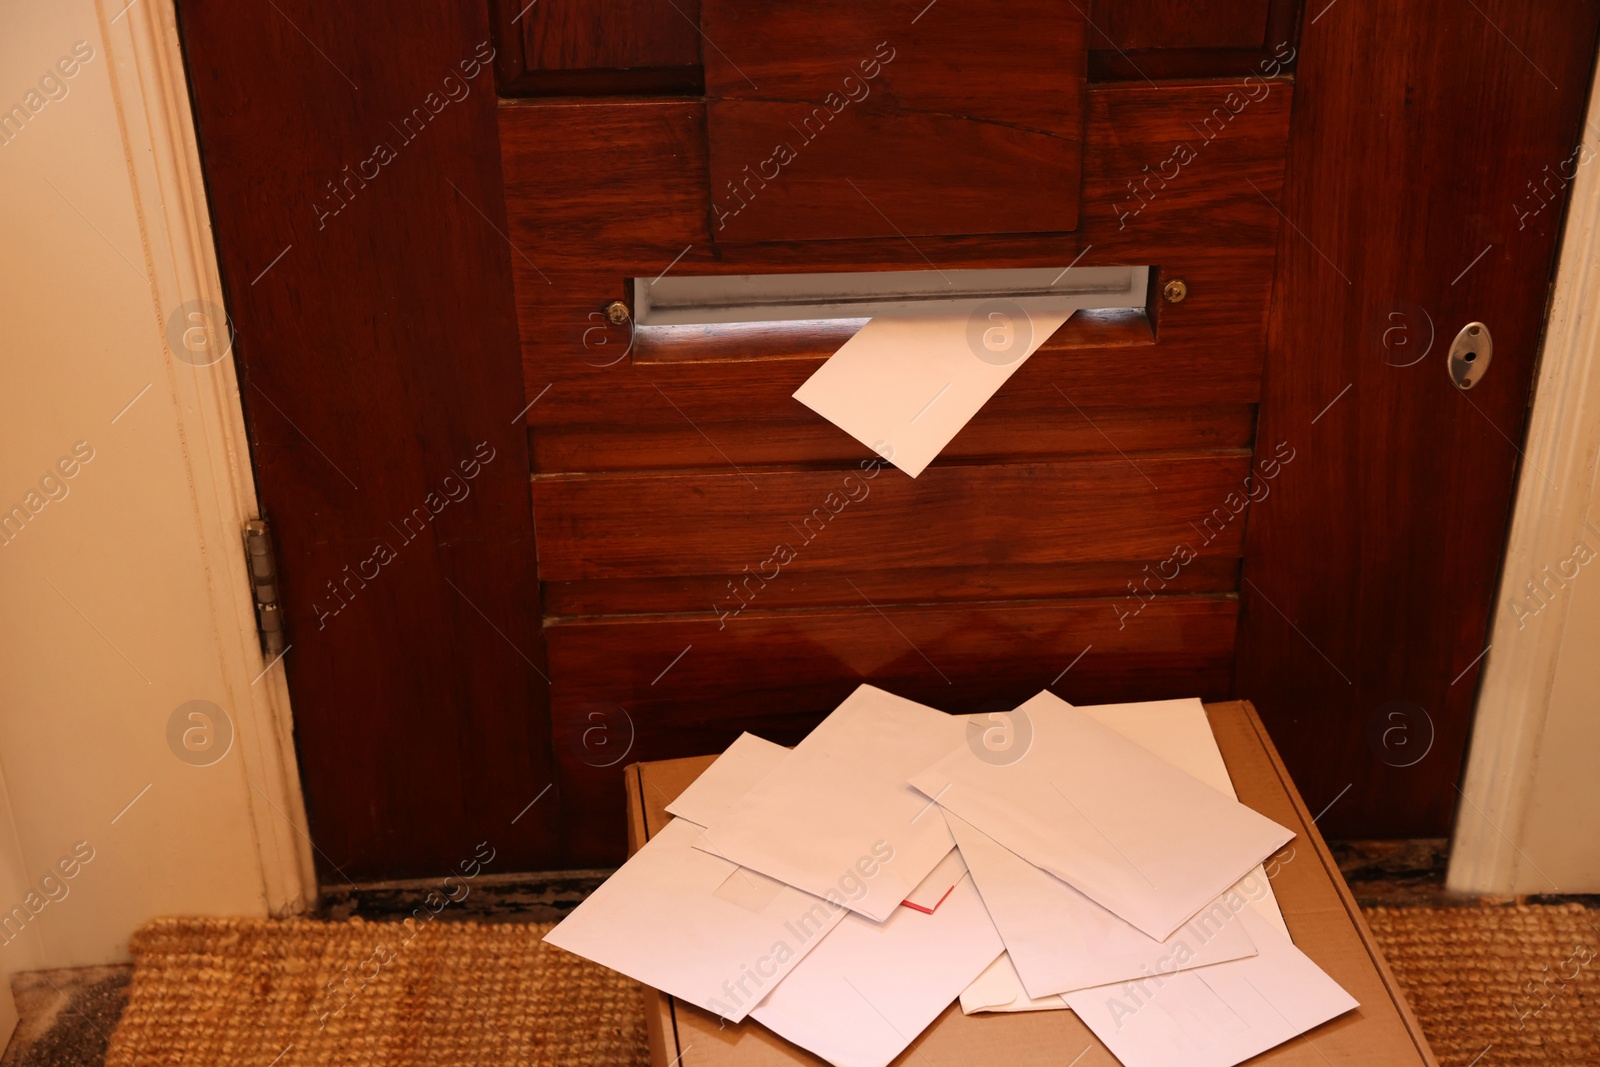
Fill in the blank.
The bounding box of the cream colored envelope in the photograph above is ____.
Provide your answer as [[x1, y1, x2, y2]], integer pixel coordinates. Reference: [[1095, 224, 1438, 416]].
[[695, 685, 965, 922], [946, 810, 1257, 998], [910, 690, 1293, 940], [542, 817, 845, 1023], [793, 310, 1070, 477], [959, 696, 1291, 1015], [751, 872, 1004, 1067], [674, 730, 967, 914], [1063, 908, 1358, 1067], [666, 731, 788, 828], [960, 953, 1068, 1014]]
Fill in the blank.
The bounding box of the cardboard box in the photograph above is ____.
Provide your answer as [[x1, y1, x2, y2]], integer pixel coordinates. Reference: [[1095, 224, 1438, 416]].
[[624, 700, 1438, 1066]]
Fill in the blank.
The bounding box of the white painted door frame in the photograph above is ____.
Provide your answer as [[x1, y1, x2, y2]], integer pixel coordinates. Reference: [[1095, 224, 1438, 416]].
[[94, 0, 314, 914], [1449, 59, 1600, 894]]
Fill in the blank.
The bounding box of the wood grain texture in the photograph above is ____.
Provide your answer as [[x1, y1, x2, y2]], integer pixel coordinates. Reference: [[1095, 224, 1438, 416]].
[[530, 399, 1254, 475], [1086, 0, 1301, 81], [556, 596, 1239, 862], [515, 258, 1271, 473], [1088, 0, 1272, 50], [178, 2, 556, 879], [700, 0, 1084, 240], [497, 78, 1293, 275], [518, 257, 1269, 470], [498, 81, 1294, 477], [706, 101, 1083, 241], [546, 555, 1241, 617], [1234, 0, 1600, 838], [498, 76, 1294, 857], [490, 0, 703, 95], [497, 100, 710, 265], [178, 0, 1600, 885], [532, 454, 1252, 582]]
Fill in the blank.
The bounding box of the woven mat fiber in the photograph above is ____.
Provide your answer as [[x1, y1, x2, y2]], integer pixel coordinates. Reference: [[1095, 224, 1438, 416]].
[[106, 906, 1600, 1066], [1364, 904, 1600, 1066]]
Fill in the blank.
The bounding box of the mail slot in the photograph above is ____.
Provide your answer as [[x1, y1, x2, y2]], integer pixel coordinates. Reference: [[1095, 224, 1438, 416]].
[[633, 266, 1149, 326]]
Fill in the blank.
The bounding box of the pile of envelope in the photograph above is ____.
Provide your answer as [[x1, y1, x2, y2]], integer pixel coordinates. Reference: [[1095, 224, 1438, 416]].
[[545, 685, 1358, 1067]]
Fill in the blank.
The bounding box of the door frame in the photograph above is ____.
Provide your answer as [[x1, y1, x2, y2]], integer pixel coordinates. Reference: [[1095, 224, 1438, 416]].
[[1448, 58, 1600, 894], [98, 0, 314, 912]]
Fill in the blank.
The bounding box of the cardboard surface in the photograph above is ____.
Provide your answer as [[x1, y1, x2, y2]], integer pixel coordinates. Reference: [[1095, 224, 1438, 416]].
[[626, 701, 1439, 1067]]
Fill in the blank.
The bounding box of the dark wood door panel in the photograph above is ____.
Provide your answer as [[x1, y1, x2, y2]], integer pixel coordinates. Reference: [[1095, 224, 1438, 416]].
[[1079, 80, 1294, 256], [706, 102, 1083, 242], [546, 556, 1241, 618], [491, 0, 704, 95], [1086, 0, 1301, 81], [181, 0, 1600, 886], [1235, 0, 1600, 838], [491, 0, 1294, 96], [497, 79, 1293, 277], [702, 1, 1077, 126], [485, 0, 1299, 95], [499, 64, 1291, 872], [496, 80, 1290, 480], [701, 0, 1084, 241], [532, 454, 1252, 582], [530, 400, 1256, 476], [499, 99, 710, 265], [1088, 0, 1272, 50], [510, 0, 699, 69], [178, 0, 557, 880], [550, 595, 1238, 861], [518, 245, 1271, 474], [497, 80, 1293, 492]]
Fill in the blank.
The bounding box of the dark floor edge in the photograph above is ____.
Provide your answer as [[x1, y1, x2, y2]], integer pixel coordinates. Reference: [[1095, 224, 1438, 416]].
[[318, 868, 614, 924], [311, 841, 1600, 919]]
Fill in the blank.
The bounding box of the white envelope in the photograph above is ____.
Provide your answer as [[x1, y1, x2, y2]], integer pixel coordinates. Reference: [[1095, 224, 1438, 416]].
[[666, 732, 787, 828], [751, 872, 1004, 1067], [959, 697, 1290, 1015], [793, 310, 1069, 478], [946, 810, 1257, 998], [696, 685, 965, 921], [909, 690, 1294, 939], [1063, 909, 1359, 1067], [674, 731, 969, 914], [542, 818, 846, 1023], [960, 953, 1068, 1014], [1077, 698, 1288, 935], [900, 847, 966, 913]]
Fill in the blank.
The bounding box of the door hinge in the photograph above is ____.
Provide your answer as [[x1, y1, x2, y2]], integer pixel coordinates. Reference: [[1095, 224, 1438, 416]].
[[244, 519, 286, 657]]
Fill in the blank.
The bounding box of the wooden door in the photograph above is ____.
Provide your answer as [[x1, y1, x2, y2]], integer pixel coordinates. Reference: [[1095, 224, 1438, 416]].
[[1235, 3, 1600, 838], [177, 0, 1599, 880]]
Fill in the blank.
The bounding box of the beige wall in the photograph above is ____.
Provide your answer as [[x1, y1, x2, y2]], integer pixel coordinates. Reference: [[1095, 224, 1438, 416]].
[[0, 0, 308, 965]]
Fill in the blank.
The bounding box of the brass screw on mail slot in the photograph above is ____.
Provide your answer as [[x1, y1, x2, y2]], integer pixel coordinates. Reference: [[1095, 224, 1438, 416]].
[[1162, 278, 1189, 304], [604, 301, 631, 324]]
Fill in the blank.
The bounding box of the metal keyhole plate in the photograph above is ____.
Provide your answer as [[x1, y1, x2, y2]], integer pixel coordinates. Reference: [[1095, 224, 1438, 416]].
[[1448, 322, 1492, 390]]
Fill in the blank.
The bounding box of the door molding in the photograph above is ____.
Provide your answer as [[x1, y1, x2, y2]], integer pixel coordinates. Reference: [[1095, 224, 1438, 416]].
[[95, 0, 315, 912], [1449, 61, 1600, 894]]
